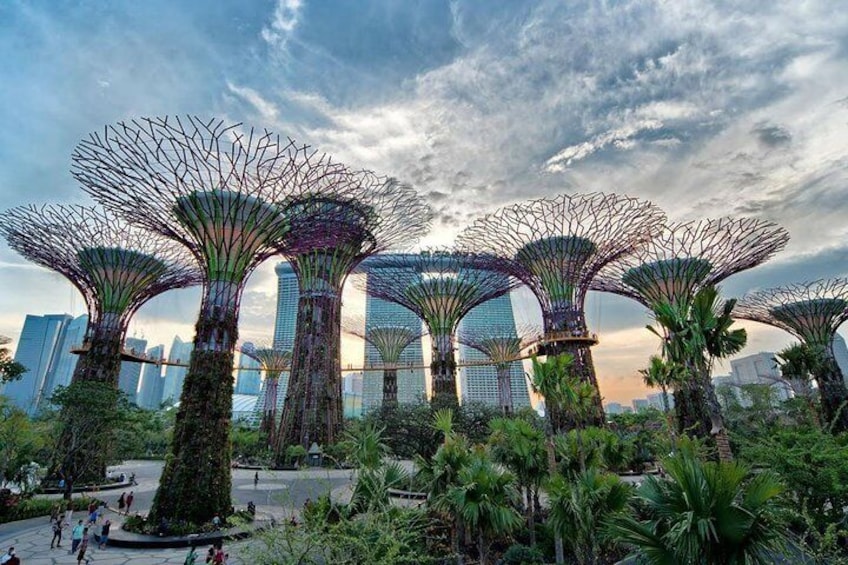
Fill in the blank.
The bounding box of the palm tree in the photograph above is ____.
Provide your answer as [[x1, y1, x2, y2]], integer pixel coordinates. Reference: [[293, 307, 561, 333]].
[[340, 421, 390, 471], [649, 286, 746, 460], [488, 417, 548, 546], [775, 342, 821, 398], [546, 469, 632, 565], [446, 448, 523, 565], [640, 355, 684, 448], [607, 449, 788, 564]]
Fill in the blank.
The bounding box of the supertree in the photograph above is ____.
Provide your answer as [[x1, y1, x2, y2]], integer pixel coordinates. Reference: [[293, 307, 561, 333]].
[[274, 173, 429, 453], [735, 279, 848, 434], [592, 218, 789, 444], [239, 342, 291, 447], [0, 204, 199, 487], [356, 250, 517, 405], [71, 115, 343, 523], [343, 314, 426, 407], [458, 324, 540, 414], [457, 193, 665, 428]]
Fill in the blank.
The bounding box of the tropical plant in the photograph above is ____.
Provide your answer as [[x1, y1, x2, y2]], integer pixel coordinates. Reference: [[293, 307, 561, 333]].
[[488, 417, 548, 545], [445, 448, 523, 565], [639, 355, 683, 416], [529, 354, 575, 434], [0, 336, 26, 384], [546, 469, 632, 564], [608, 449, 788, 564], [340, 421, 390, 470], [0, 397, 46, 488]]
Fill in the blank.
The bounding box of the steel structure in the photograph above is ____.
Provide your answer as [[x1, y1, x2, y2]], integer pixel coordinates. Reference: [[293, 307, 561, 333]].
[[274, 173, 429, 452], [0, 204, 199, 484], [343, 314, 426, 407], [457, 192, 665, 428], [592, 218, 789, 439], [240, 342, 291, 446], [71, 115, 342, 523], [736, 279, 848, 434], [357, 250, 517, 405], [458, 324, 540, 414]]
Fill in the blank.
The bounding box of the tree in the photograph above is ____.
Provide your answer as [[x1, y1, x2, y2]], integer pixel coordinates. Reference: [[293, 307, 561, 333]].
[[546, 469, 632, 564], [608, 449, 788, 564], [0, 337, 26, 384], [0, 397, 44, 488], [446, 448, 523, 565], [488, 417, 548, 546]]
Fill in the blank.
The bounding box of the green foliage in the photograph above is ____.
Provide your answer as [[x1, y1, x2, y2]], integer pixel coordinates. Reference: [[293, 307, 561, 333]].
[[251, 505, 436, 564], [608, 450, 788, 564], [230, 423, 271, 465], [546, 469, 632, 564], [0, 339, 26, 384], [113, 405, 175, 460], [0, 397, 47, 488], [284, 444, 308, 466], [340, 421, 390, 470], [0, 495, 100, 524], [501, 543, 545, 564]]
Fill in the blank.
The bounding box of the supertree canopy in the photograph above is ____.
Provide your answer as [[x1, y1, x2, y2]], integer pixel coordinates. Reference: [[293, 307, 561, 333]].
[[457, 192, 665, 428], [71, 115, 342, 523], [357, 250, 517, 405], [343, 314, 426, 407], [240, 342, 291, 446], [592, 218, 789, 440], [458, 324, 540, 415], [274, 173, 429, 453], [0, 204, 200, 484], [736, 279, 848, 434]]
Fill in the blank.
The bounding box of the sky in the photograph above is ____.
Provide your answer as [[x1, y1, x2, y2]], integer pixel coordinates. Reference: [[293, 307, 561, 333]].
[[1, 0, 848, 404]]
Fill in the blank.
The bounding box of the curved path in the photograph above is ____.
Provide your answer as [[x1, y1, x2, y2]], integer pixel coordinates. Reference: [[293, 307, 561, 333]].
[[0, 461, 354, 564]]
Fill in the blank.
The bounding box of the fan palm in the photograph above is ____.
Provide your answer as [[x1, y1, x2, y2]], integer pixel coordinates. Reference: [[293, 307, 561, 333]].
[[446, 449, 523, 565], [547, 469, 632, 565], [607, 450, 788, 564], [489, 417, 548, 545]]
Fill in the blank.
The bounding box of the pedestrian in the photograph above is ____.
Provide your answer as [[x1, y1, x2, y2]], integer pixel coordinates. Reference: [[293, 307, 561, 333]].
[[5, 550, 18, 565], [64, 500, 74, 526], [50, 519, 64, 549], [117, 492, 126, 513], [254, 471, 259, 487], [125, 491, 134, 515], [0, 547, 14, 564], [184, 545, 198, 565], [99, 519, 111, 549], [213, 546, 225, 565], [70, 520, 85, 554], [76, 528, 90, 565], [211, 514, 221, 530], [205, 546, 215, 564], [87, 507, 98, 526], [49, 503, 60, 524]]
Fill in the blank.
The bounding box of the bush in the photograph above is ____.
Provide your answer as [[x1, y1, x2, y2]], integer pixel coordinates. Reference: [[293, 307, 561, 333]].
[[0, 495, 100, 524], [502, 543, 544, 564]]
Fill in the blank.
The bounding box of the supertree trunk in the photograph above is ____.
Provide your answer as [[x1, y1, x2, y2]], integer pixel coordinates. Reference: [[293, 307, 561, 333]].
[[261, 372, 280, 446], [495, 364, 514, 415], [382, 368, 399, 406], [277, 291, 343, 452], [430, 333, 458, 406], [819, 355, 848, 433], [150, 280, 240, 524], [55, 312, 126, 488]]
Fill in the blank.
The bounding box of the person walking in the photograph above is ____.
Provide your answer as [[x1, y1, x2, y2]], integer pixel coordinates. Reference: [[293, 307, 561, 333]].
[[99, 519, 111, 549], [76, 528, 90, 565], [204, 546, 215, 564], [125, 491, 134, 515], [0, 547, 14, 564], [70, 520, 85, 554], [184, 545, 198, 565], [117, 492, 126, 513], [254, 471, 259, 488], [50, 519, 64, 549]]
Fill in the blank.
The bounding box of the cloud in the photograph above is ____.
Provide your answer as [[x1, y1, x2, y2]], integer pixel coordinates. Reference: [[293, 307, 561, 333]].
[[261, 0, 303, 50]]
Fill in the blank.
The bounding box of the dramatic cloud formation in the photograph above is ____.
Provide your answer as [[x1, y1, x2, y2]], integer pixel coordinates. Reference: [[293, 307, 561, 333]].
[[1, 0, 847, 403]]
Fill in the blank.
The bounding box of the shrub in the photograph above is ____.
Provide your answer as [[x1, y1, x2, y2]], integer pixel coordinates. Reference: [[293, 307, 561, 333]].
[[0, 495, 100, 524], [502, 543, 544, 564]]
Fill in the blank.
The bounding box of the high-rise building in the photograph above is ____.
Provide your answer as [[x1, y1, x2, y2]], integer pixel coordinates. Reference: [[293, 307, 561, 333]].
[[234, 346, 262, 395], [646, 392, 674, 411], [632, 398, 650, 412], [2, 314, 72, 414], [41, 314, 88, 401], [361, 292, 426, 411], [137, 344, 165, 410], [272, 262, 299, 401], [729, 352, 791, 403], [117, 337, 147, 403], [162, 335, 192, 404], [458, 293, 531, 409], [832, 333, 848, 386], [605, 402, 624, 415], [343, 372, 363, 395]]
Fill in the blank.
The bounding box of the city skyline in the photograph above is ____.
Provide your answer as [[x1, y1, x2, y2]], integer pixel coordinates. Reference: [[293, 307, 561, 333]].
[[2, 1, 848, 406]]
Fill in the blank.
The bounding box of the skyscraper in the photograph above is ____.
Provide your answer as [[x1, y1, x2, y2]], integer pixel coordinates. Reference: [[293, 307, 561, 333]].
[[361, 293, 426, 411], [137, 344, 165, 410], [41, 314, 88, 401], [458, 293, 531, 409], [234, 346, 262, 395], [162, 335, 192, 404], [832, 333, 848, 386], [273, 262, 299, 351], [729, 352, 791, 403], [117, 336, 147, 403], [2, 313, 72, 414]]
